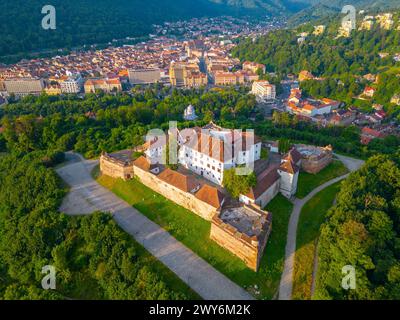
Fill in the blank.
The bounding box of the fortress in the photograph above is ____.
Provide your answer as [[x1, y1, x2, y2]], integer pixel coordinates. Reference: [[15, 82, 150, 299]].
[[295, 144, 333, 174], [99, 124, 330, 271]]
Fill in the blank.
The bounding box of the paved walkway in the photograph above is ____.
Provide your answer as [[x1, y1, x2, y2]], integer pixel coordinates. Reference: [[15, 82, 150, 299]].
[[278, 155, 364, 300], [56, 153, 254, 300]]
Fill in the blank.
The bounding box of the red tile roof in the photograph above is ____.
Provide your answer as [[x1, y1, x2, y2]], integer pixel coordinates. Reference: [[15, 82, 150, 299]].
[[158, 168, 199, 193], [279, 160, 299, 175], [286, 148, 302, 164], [133, 156, 153, 171], [245, 168, 280, 200], [195, 185, 225, 208], [361, 127, 383, 138]]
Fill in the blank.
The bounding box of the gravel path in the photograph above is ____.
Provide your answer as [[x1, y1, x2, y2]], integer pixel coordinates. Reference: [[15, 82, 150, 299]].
[[278, 155, 364, 300], [56, 152, 254, 300]]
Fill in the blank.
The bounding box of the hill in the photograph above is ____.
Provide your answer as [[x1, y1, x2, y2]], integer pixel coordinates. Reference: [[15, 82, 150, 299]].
[[210, 0, 309, 13], [232, 11, 400, 119], [0, 0, 238, 62], [289, 0, 400, 26]]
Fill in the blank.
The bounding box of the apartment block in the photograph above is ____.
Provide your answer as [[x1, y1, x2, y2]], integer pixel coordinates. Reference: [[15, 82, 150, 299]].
[[251, 80, 276, 101], [4, 78, 45, 96], [128, 68, 161, 85], [60, 73, 84, 94]]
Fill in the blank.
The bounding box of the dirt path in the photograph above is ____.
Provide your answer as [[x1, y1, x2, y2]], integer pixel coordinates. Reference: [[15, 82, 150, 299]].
[[278, 154, 364, 300], [56, 152, 254, 300]]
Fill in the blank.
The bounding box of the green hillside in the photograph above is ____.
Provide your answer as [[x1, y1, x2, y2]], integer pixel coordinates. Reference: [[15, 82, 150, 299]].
[[289, 0, 400, 26], [0, 0, 234, 62]]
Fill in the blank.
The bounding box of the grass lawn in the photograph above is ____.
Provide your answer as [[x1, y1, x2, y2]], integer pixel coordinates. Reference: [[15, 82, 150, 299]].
[[96, 168, 293, 299], [296, 160, 348, 199], [292, 181, 342, 300]]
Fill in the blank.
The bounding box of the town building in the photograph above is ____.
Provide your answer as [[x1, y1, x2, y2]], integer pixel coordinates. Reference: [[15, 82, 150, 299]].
[[213, 70, 258, 86], [184, 71, 208, 87], [60, 73, 84, 94], [329, 109, 356, 126], [376, 13, 394, 30], [169, 62, 207, 88], [359, 19, 374, 31], [390, 94, 400, 105], [242, 61, 266, 74], [363, 86, 376, 98], [337, 20, 353, 38], [183, 104, 198, 121], [128, 68, 161, 85], [360, 127, 385, 145], [286, 90, 341, 117], [4, 78, 45, 97], [299, 70, 314, 82], [45, 84, 62, 96], [176, 123, 262, 185], [214, 71, 242, 85], [313, 25, 326, 35], [277, 150, 300, 199], [239, 165, 281, 208], [84, 79, 122, 93], [251, 80, 276, 101]]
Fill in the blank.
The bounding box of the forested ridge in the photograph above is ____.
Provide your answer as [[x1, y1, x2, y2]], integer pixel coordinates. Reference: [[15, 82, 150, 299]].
[[232, 13, 400, 77], [0, 0, 232, 62], [1, 86, 398, 159], [315, 155, 400, 299], [233, 13, 400, 120], [0, 151, 196, 299], [0, 0, 306, 63], [0, 84, 399, 299]]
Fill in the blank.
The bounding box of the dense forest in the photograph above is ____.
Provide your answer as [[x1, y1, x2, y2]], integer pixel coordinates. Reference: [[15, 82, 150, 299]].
[[315, 155, 400, 299], [232, 16, 400, 76], [0, 0, 234, 62], [0, 87, 257, 158], [0, 151, 194, 299], [2, 0, 400, 63], [288, 0, 400, 25], [1, 87, 398, 160], [232, 13, 400, 118], [0, 0, 309, 63], [0, 85, 399, 299]]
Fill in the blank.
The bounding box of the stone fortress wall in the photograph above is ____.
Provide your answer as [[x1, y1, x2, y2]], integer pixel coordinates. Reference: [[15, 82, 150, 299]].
[[133, 165, 218, 221], [210, 205, 272, 271], [296, 144, 333, 174], [100, 152, 134, 180], [100, 148, 273, 272]]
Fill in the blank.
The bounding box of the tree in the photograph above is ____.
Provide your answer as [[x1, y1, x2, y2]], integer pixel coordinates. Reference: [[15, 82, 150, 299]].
[[315, 155, 400, 300], [222, 168, 257, 198], [278, 138, 291, 154]]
